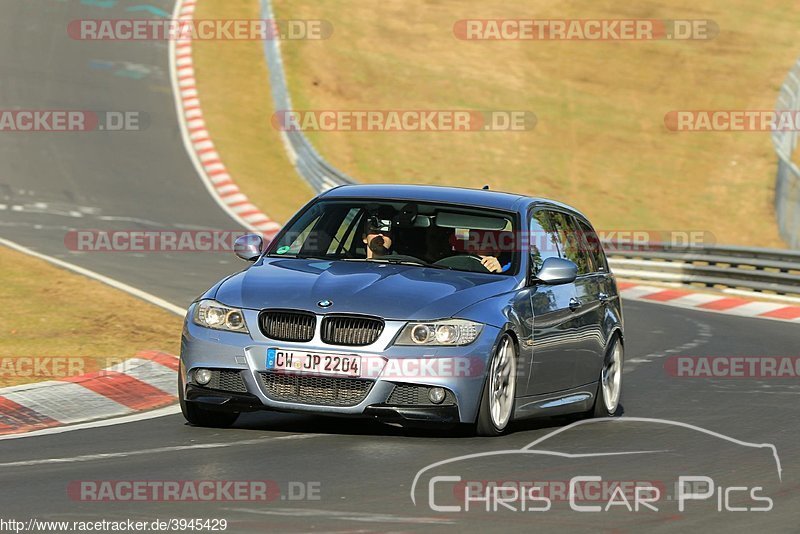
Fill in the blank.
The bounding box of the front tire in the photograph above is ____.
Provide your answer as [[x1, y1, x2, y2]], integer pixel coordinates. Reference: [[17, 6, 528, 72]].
[[178, 366, 240, 428], [591, 335, 623, 418], [475, 334, 517, 436]]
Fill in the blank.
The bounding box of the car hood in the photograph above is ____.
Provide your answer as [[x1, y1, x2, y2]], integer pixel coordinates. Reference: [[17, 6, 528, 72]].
[[214, 258, 520, 320]]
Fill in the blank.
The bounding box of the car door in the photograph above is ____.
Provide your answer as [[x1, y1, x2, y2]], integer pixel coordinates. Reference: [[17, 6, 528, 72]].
[[561, 215, 608, 387], [524, 209, 582, 395]]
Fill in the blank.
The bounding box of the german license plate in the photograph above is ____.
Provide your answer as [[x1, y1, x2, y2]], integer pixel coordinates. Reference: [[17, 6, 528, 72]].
[[266, 348, 361, 377]]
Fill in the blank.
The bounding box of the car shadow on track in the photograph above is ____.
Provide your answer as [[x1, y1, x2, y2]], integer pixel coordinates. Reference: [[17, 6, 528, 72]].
[[216, 404, 625, 439]]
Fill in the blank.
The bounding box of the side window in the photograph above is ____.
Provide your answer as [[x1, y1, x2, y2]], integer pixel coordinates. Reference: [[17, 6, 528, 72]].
[[576, 219, 606, 272], [530, 210, 562, 272], [560, 214, 595, 275], [530, 209, 597, 275]]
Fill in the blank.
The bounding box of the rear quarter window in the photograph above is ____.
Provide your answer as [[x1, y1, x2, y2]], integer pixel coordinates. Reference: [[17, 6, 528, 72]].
[[575, 219, 607, 273]]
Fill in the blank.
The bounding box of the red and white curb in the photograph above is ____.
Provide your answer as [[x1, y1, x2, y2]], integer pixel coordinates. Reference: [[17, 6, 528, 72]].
[[170, 0, 280, 239], [0, 351, 178, 436], [618, 281, 800, 323]]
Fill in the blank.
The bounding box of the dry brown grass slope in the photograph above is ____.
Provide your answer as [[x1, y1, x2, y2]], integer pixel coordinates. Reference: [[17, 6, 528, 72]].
[[265, 0, 800, 246], [0, 246, 181, 387]]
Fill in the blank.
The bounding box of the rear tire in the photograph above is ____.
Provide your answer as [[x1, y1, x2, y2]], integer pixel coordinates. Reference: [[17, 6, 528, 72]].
[[475, 334, 517, 436], [178, 366, 240, 428], [591, 335, 623, 418]]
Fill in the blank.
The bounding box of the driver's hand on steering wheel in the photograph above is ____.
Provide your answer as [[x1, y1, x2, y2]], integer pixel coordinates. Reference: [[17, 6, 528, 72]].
[[479, 255, 502, 273]]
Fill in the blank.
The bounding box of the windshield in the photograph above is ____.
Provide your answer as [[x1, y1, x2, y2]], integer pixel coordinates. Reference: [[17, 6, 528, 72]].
[[266, 199, 518, 275]]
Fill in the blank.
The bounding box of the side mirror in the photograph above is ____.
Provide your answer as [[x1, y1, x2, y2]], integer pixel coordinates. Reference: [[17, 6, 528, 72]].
[[234, 234, 264, 262], [535, 257, 578, 285]]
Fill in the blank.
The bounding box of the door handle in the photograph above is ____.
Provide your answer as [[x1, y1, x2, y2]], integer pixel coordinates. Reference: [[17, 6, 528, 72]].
[[598, 292, 609, 302], [569, 297, 581, 311]]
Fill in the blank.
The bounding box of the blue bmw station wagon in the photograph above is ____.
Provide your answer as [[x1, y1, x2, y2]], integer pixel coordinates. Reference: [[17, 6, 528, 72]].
[[180, 184, 623, 435]]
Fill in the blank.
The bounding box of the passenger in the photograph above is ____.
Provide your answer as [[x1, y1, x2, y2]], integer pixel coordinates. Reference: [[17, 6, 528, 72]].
[[427, 227, 504, 273]]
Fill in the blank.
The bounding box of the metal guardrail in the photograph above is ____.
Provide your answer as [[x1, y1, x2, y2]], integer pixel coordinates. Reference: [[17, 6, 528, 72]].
[[261, 0, 800, 298], [261, 0, 353, 194], [607, 244, 800, 297], [773, 59, 800, 249]]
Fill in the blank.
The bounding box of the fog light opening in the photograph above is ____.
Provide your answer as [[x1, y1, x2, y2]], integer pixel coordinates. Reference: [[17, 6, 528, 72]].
[[428, 387, 446, 404], [194, 368, 212, 385]]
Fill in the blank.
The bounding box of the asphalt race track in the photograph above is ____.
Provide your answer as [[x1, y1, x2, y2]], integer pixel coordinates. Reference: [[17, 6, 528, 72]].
[[0, 0, 239, 304], [0, 2, 798, 532]]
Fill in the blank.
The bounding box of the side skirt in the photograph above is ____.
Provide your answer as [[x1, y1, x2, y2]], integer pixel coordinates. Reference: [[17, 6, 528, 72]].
[[513, 383, 598, 419]]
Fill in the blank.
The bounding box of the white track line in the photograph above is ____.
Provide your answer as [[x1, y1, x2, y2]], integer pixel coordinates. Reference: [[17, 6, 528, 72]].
[[0, 0, 269, 439], [0, 237, 186, 438], [0, 434, 319, 466], [168, 0, 250, 231], [0, 237, 184, 316], [169, 0, 278, 235], [0, 405, 181, 441], [225, 507, 455, 525]]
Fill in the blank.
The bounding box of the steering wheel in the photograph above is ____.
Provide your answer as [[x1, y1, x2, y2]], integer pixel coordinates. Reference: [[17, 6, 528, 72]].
[[433, 254, 491, 273]]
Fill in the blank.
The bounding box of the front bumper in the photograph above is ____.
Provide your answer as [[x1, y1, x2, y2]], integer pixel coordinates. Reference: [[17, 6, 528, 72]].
[[363, 404, 461, 425], [180, 309, 500, 424], [184, 384, 460, 425], [184, 385, 263, 413]]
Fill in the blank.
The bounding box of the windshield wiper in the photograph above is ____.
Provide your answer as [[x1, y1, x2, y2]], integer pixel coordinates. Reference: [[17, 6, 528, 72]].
[[346, 257, 454, 270], [264, 254, 334, 261], [269, 255, 454, 270]]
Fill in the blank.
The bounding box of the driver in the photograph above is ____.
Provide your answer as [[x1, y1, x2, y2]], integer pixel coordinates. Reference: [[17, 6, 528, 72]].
[[363, 216, 395, 259], [363, 215, 504, 273]]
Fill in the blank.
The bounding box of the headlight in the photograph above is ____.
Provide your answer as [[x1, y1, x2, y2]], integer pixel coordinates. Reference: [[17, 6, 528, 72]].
[[395, 319, 482, 346], [193, 300, 249, 333]]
